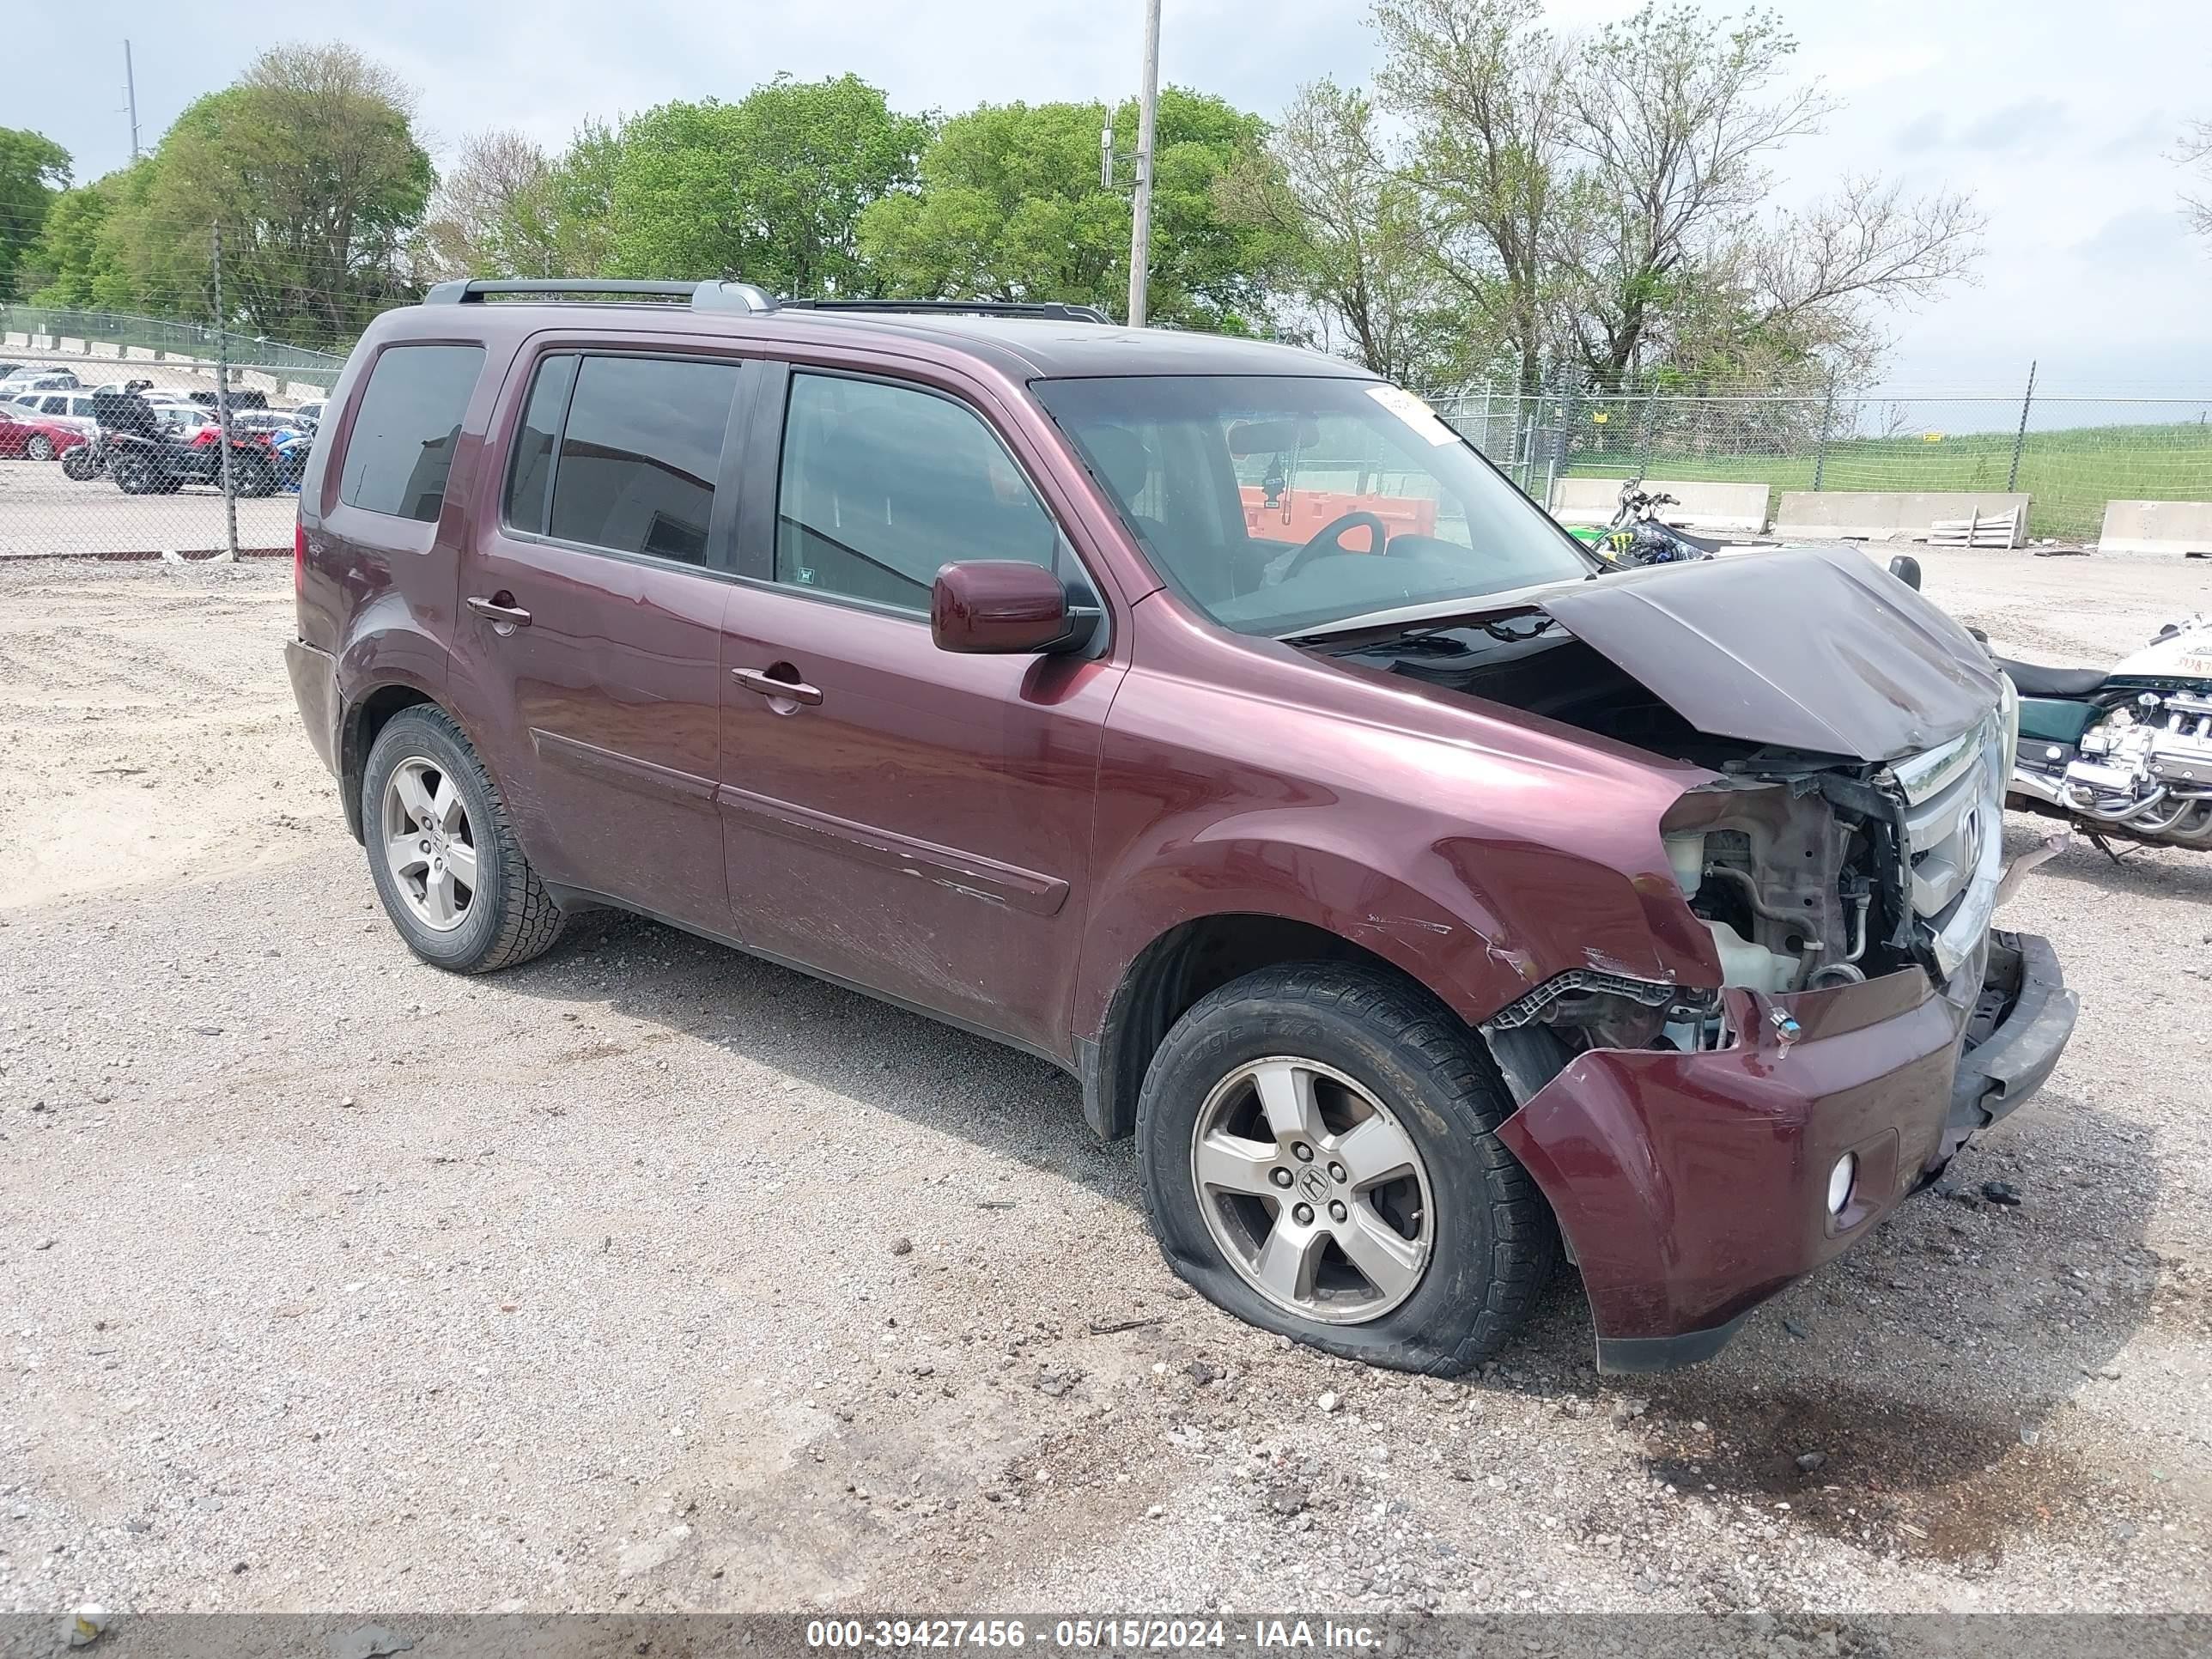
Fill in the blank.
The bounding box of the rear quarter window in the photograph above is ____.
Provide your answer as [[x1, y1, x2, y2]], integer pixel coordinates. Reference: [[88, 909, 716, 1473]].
[[337, 343, 485, 522]]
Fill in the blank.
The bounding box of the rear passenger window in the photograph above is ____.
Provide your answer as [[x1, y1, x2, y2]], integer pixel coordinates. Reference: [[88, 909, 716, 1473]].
[[544, 356, 738, 565], [338, 343, 484, 521], [775, 373, 1074, 611]]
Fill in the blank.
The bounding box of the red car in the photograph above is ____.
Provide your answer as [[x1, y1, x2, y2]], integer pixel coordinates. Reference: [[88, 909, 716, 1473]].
[[0, 404, 92, 462], [283, 280, 2075, 1375]]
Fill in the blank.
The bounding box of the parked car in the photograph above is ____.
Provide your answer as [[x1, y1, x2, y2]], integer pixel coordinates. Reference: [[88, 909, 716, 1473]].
[[283, 278, 2076, 1376], [16, 390, 100, 423], [289, 398, 326, 428], [0, 402, 94, 461], [0, 368, 82, 395]]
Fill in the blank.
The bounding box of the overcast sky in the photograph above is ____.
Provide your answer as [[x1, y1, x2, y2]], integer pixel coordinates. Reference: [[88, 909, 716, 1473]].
[[11, 0, 2209, 392]]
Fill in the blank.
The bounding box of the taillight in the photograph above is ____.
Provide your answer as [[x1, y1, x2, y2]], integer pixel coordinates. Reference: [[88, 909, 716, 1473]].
[[294, 518, 307, 600]]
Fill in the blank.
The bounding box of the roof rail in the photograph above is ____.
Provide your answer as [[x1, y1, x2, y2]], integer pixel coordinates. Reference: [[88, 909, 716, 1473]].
[[420, 278, 776, 315], [775, 298, 1113, 325]]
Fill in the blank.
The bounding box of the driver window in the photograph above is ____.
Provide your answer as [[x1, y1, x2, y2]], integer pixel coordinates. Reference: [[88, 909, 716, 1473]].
[[775, 373, 1089, 613]]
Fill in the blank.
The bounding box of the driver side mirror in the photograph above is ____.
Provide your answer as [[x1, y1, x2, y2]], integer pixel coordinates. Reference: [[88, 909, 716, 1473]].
[[931, 560, 1097, 655], [1887, 554, 1923, 591]]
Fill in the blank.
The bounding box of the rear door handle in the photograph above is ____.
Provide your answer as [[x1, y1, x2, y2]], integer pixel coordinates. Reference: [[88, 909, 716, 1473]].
[[730, 666, 823, 706], [466, 594, 532, 629]]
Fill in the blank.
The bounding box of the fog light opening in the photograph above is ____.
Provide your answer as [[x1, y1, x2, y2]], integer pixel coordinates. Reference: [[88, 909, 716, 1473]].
[[1826, 1152, 1857, 1217]]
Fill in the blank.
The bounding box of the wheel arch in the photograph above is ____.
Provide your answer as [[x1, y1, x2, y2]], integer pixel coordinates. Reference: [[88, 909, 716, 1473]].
[[340, 682, 444, 842], [1078, 910, 1467, 1142]]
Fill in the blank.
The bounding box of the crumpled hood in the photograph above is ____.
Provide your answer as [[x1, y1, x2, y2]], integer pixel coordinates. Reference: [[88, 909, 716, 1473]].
[[1538, 543, 2002, 763]]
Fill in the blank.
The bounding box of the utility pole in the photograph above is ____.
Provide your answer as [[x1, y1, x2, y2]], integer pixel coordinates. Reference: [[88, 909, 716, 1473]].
[[1124, 0, 1161, 328], [125, 41, 141, 161], [211, 222, 240, 562]]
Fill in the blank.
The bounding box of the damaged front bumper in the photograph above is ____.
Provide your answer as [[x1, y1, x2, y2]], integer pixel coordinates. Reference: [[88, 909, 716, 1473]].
[[1493, 927, 2076, 1372]]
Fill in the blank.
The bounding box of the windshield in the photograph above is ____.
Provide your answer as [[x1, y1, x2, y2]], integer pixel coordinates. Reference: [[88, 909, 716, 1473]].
[[978, 374, 1587, 637]]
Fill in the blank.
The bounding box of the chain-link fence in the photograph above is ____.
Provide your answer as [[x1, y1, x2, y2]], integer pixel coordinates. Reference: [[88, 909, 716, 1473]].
[[1427, 380, 2212, 544], [0, 331, 331, 560], [4, 307, 2208, 559]]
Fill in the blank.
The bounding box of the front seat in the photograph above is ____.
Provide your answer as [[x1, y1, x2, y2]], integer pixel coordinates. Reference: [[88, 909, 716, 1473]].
[[1993, 657, 2108, 698]]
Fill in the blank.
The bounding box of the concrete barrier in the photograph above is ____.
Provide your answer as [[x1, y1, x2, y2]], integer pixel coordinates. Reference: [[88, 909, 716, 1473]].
[[1550, 477, 1771, 533], [1772, 491, 2031, 546], [2097, 500, 2212, 556]]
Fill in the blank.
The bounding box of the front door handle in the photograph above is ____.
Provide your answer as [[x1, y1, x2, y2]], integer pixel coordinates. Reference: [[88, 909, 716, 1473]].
[[466, 594, 532, 629], [731, 666, 823, 707]]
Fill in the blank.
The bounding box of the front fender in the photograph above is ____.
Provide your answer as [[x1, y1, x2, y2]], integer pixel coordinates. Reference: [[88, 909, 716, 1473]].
[[1073, 809, 1711, 1042]]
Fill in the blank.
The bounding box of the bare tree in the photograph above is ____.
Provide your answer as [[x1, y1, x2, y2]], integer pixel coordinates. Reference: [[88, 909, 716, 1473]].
[[1215, 81, 1474, 385], [417, 129, 563, 280], [1735, 178, 1984, 368], [2182, 117, 2212, 244], [1560, 5, 1834, 383], [1358, 0, 1983, 390]]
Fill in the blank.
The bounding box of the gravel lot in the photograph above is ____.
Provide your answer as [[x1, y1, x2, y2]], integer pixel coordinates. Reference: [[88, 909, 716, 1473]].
[[1, 549, 2209, 1620]]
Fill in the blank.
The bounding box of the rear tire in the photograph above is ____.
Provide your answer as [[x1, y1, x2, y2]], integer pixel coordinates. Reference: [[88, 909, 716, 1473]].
[[111, 454, 155, 495], [1136, 963, 1558, 1376], [25, 434, 54, 462], [362, 706, 566, 975]]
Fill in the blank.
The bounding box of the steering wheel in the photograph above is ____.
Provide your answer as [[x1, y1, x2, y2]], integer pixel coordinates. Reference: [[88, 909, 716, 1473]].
[[1281, 510, 1390, 579]]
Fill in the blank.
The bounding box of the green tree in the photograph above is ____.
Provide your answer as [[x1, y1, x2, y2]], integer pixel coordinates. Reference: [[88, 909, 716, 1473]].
[[0, 127, 71, 298], [860, 88, 1276, 328], [1214, 81, 1471, 384], [605, 75, 932, 295], [44, 44, 432, 343]]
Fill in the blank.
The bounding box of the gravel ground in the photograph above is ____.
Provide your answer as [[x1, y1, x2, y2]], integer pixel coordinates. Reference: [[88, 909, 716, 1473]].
[[1, 549, 2209, 1619], [0, 461, 296, 559]]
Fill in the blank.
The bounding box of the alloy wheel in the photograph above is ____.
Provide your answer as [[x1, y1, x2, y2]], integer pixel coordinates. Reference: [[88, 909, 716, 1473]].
[[27, 435, 54, 461], [380, 756, 478, 932], [1188, 1056, 1435, 1325]]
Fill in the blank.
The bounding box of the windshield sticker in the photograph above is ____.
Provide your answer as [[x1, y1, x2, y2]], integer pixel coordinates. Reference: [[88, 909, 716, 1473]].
[[1366, 386, 1459, 447]]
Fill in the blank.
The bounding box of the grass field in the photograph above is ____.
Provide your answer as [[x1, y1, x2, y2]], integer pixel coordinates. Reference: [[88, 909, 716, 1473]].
[[1563, 419, 2212, 542]]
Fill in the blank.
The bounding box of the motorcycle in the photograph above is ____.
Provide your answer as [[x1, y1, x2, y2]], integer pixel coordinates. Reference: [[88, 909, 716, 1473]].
[[1885, 562, 2212, 851], [1565, 475, 1778, 567]]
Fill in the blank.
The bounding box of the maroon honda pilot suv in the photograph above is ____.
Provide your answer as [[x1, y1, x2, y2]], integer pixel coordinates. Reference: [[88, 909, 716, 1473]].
[[284, 279, 2076, 1374]]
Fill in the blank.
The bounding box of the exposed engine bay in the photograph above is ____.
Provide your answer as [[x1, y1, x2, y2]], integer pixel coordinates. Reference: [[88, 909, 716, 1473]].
[[1317, 585, 2009, 1066]]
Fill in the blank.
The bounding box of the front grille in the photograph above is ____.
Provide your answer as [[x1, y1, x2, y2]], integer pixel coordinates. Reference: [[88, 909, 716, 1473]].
[[1891, 715, 2006, 978]]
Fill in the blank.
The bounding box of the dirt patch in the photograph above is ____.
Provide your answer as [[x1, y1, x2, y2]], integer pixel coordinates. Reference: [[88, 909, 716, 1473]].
[[1631, 1382, 2109, 1567]]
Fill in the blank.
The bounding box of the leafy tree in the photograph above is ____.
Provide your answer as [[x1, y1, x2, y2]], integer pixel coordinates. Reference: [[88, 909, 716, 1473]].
[[0, 128, 71, 298], [860, 88, 1275, 328], [604, 75, 932, 296], [23, 45, 431, 343], [1214, 81, 1471, 384], [1370, 0, 1581, 388]]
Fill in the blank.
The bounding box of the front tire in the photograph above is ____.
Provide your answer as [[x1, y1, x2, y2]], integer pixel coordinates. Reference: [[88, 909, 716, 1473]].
[[26, 434, 54, 462], [1136, 963, 1558, 1375], [61, 445, 100, 480], [362, 706, 565, 974]]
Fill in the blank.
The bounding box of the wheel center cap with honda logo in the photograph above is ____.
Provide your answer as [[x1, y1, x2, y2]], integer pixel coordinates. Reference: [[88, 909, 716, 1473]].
[[1297, 1166, 1332, 1203]]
